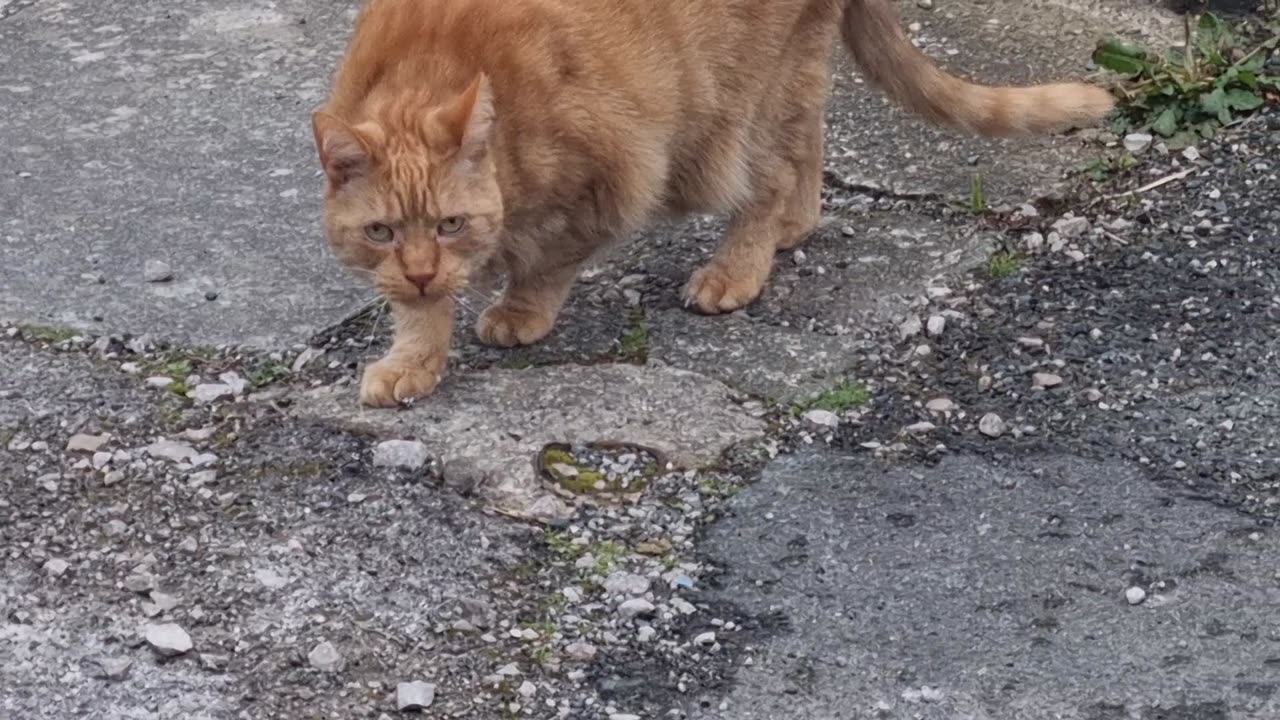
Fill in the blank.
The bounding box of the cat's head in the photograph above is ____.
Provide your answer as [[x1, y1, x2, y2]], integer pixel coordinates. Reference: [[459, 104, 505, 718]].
[[311, 75, 502, 303]]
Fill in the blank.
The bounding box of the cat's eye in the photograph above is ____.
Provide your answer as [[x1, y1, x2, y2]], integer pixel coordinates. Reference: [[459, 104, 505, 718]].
[[363, 223, 394, 243], [437, 216, 467, 236]]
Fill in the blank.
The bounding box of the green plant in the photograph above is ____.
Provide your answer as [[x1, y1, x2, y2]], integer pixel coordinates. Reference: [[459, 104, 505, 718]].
[[969, 173, 987, 213], [615, 309, 649, 363], [248, 360, 290, 388], [1093, 13, 1279, 147], [985, 250, 1024, 279], [799, 381, 870, 414], [1078, 152, 1139, 182]]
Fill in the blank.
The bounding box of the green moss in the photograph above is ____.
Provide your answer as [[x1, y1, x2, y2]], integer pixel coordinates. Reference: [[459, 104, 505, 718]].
[[18, 324, 78, 344], [542, 448, 575, 466]]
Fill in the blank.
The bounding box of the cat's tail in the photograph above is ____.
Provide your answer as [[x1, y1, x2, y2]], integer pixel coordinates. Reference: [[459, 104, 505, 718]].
[[839, 0, 1114, 137]]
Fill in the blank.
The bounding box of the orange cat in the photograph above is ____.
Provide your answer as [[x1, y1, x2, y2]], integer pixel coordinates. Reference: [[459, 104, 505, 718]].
[[313, 0, 1113, 407]]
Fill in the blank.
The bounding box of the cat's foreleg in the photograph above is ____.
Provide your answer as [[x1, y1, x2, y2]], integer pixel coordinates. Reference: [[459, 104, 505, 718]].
[[475, 260, 581, 347], [360, 297, 454, 407]]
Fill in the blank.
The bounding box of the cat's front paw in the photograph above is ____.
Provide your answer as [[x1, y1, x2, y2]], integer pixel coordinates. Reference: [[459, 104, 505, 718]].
[[683, 263, 765, 314], [360, 356, 444, 407], [475, 303, 556, 347]]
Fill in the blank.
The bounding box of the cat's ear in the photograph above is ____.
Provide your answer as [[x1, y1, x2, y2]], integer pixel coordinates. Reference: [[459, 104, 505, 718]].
[[312, 112, 376, 187], [441, 74, 495, 165]]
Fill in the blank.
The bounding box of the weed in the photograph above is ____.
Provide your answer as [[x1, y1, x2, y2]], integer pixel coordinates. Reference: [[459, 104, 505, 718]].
[[590, 541, 628, 575], [799, 381, 870, 414], [969, 173, 987, 213], [985, 250, 1024, 279], [248, 360, 291, 388], [1078, 152, 1140, 182], [697, 475, 742, 499], [1094, 12, 1280, 147], [615, 309, 649, 363], [543, 529, 583, 559]]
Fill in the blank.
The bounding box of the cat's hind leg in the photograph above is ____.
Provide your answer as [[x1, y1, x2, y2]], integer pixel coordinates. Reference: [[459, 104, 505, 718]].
[[683, 102, 826, 314], [683, 52, 832, 315]]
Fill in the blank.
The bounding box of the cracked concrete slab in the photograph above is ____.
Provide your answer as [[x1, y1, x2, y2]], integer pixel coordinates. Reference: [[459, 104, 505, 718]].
[[296, 363, 766, 519]]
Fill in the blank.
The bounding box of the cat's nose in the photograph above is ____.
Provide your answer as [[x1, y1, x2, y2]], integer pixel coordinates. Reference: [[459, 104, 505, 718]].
[[404, 271, 436, 293]]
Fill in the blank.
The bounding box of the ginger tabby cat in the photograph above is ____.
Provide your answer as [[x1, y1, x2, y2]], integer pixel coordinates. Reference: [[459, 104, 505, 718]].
[[313, 0, 1113, 407]]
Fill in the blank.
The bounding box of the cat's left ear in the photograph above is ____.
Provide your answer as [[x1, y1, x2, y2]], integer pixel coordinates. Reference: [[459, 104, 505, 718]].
[[441, 74, 495, 165], [312, 112, 377, 188]]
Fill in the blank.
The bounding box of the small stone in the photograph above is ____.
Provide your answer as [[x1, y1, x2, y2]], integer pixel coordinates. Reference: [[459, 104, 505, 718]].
[[184, 426, 217, 442], [1032, 373, 1064, 389], [94, 657, 133, 681], [66, 433, 110, 453], [1051, 216, 1090, 239], [916, 0, 933, 8], [978, 413, 1007, 438], [198, 653, 229, 672], [518, 681, 537, 698], [148, 592, 180, 614], [396, 681, 436, 711], [291, 347, 324, 373], [218, 372, 249, 395], [308, 640, 343, 672], [618, 598, 656, 619], [124, 572, 156, 593], [671, 597, 697, 616], [254, 568, 288, 589], [637, 625, 657, 643], [92, 451, 113, 469], [43, 558, 70, 577], [694, 631, 717, 646], [145, 439, 197, 463], [1024, 232, 1044, 252], [1123, 132, 1153, 153], [373, 439, 430, 470], [1083, 388, 1104, 403], [898, 315, 923, 339], [565, 640, 597, 661], [926, 315, 946, 337], [1017, 336, 1045, 350], [801, 409, 840, 428], [903, 421, 935, 434], [143, 259, 174, 283], [925, 398, 956, 413], [1181, 146, 1201, 162], [603, 572, 651, 597], [1125, 587, 1147, 605], [190, 383, 234, 404], [204, 290, 219, 301], [145, 623, 193, 656], [145, 376, 174, 389]]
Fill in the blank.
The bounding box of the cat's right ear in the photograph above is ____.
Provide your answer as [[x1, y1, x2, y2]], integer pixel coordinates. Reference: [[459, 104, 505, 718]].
[[312, 112, 372, 188]]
